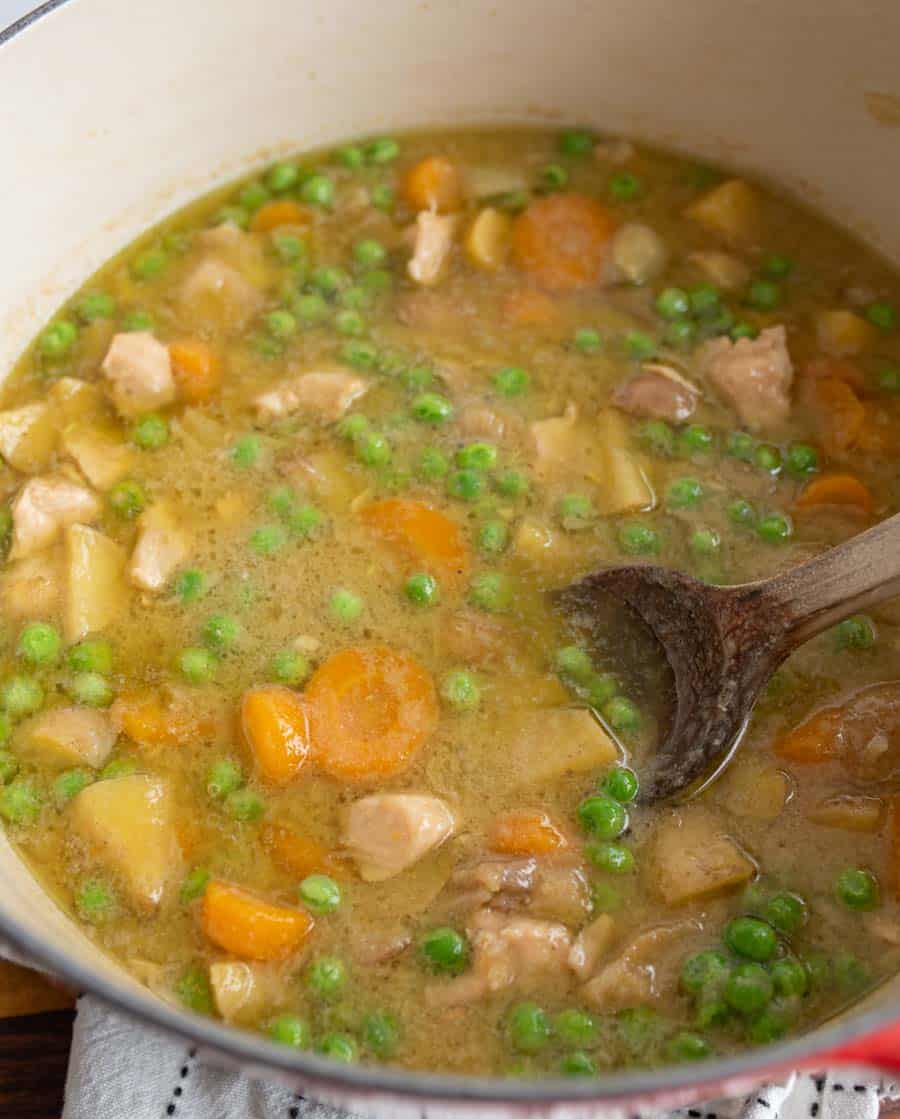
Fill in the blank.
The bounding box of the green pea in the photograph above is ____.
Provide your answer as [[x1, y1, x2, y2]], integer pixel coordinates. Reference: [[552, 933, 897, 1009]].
[[602, 695, 641, 732], [495, 189, 530, 213], [361, 1011, 400, 1059], [756, 512, 792, 544], [603, 766, 639, 803], [224, 787, 264, 822], [336, 415, 370, 443], [400, 365, 433, 393], [638, 419, 675, 457], [360, 268, 392, 296], [591, 881, 621, 912], [75, 879, 116, 923], [370, 184, 395, 211], [539, 163, 568, 190], [264, 162, 298, 193], [764, 892, 807, 935], [666, 320, 698, 349], [329, 588, 363, 623], [179, 867, 211, 905], [475, 520, 507, 555], [291, 293, 326, 326], [667, 1032, 712, 1062], [237, 181, 270, 212], [310, 266, 347, 296], [419, 926, 469, 973], [447, 469, 484, 503], [340, 345, 377, 376], [573, 327, 602, 354], [412, 392, 454, 424], [339, 286, 372, 314], [303, 955, 345, 1000], [0, 750, 18, 784], [175, 964, 213, 1015], [131, 249, 167, 282], [725, 962, 774, 1015], [404, 572, 440, 606], [695, 995, 731, 1029], [456, 443, 498, 471], [355, 431, 391, 467], [416, 447, 449, 481], [726, 431, 755, 462], [17, 622, 61, 667], [212, 206, 250, 230], [175, 569, 207, 603], [335, 309, 366, 337], [560, 1051, 596, 1076], [835, 615, 876, 650], [785, 443, 819, 477], [681, 949, 731, 995], [493, 366, 530, 396], [835, 867, 879, 911], [300, 174, 334, 208], [0, 676, 44, 719], [77, 292, 116, 322], [558, 494, 594, 530], [727, 499, 756, 527], [584, 672, 618, 708], [656, 287, 690, 320], [866, 302, 896, 331], [586, 841, 634, 873], [299, 874, 342, 915], [269, 1014, 310, 1049], [339, 145, 364, 168], [249, 524, 287, 556], [609, 172, 641, 201], [753, 443, 782, 475], [99, 758, 137, 780], [0, 508, 11, 549], [201, 614, 240, 654], [364, 136, 399, 164], [678, 424, 714, 456], [762, 254, 794, 279], [440, 668, 481, 711], [617, 521, 660, 555], [690, 528, 720, 556], [0, 778, 42, 825], [576, 793, 627, 838], [507, 1002, 551, 1053], [53, 768, 92, 807], [725, 917, 778, 961], [624, 329, 656, 360], [495, 469, 529, 498], [131, 413, 169, 450], [689, 284, 722, 318], [265, 309, 297, 339], [554, 645, 594, 683], [353, 238, 387, 269], [206, 759, 242, 800], [121, 309, 155, 332], [746, 1006, 790, 1045], [318, 1033, 358, 1062], [108, 480, 147, 520], [553, 1008, 596, 1047], [772, 958, 808, 997], [666, 477, 704, 509], [833, 952, 872, 995], [559, 129, 593, 156], [468, 572, 512, 612], [230, 435, 262, 468], [747, 280, 781, 311], [616, 1006, 663, 1053], [269, 649, 310, 686], [177, 647, 218, 684]]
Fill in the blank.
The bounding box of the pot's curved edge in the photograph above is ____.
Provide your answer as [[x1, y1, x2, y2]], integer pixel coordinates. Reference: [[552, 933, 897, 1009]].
[[0, 0, 899, 1111]]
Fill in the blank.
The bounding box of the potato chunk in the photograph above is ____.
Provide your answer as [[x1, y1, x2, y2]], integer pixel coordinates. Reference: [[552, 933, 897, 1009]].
[[649, 809, 754, 905], [15, 707, 116, 771], [0, 403, 57, 473], [69, 775, 182, 911], [684, 179, 760, 242], [506, 708, 617, 786], [61, 424, 135, 490], [815, 310, 878, 357], [65, 524, 129, 643], [0, 551, 62, 619], [129, 503, 189, 593], [209, 961, 268, 1024]]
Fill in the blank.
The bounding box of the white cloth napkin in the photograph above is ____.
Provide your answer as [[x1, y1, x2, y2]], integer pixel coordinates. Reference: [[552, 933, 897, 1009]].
[[58, 994, 900, 1119]]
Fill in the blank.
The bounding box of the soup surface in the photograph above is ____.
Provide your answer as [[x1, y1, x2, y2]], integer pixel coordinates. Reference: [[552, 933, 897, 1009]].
[[2, 128, 900, 1077]]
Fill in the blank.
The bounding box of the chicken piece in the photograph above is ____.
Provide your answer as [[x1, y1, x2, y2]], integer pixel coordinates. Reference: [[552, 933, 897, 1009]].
[[568, 914, 616, 981], [65, 524, 129, 643], [581, 922, 696, 1010], [407, 212, 458, 286], [15, 708, 116, 771], [101, 332, 175, 419], [254, 370, 369, 424], [129, 504, 189, 593], [459, 403, 526, 446], [0, 402, 57, 473], [649, 810, 754, 905], [352, 926, 413, 966], [69, 775, 182, 911], [697, 325, 793, 431], [505, 707, 617, 786], [612, 364, 700, 424], [395, 289, 476, 331], [0, 551, 62, 619], [609, 223, 668, 285], [343, 794, 456, 882], [527, 862, 592, 925], [426, 908, 571, 1007], [10, 476, 100, 561], [441, 610, 517, 668], [60, 424, 135, 490], [179, 257, 264, 330], [277, 448, 360, 513], [443, 856, 539, 915]]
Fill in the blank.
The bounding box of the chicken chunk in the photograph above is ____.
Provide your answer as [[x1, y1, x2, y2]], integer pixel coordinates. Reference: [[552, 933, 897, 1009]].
[[179, 257, 264, 330], [580, 922, 696, 1010], [612, 364, 700, 424], [426, 908, 571, 1007], [609, 223, 668, 285], [254, 370, 369, 424], [343, 794, 456, 882], [459, 403, 526, 446], [407, 212, 458, 286], [101, 332, 175, 419], [697, 325, 793, 431], [10, 476, 101, 561], [15, 707, 116, 771], [129, 504, 189, 593], [649, 810, 754, 905], [568, 914, 616, 981]]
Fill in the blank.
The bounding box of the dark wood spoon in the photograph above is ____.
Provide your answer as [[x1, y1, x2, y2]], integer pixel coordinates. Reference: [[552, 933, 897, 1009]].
[[557, 511, 900, 803]]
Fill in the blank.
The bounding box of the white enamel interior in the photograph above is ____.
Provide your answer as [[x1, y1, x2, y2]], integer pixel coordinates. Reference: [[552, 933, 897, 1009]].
[[1, 0, 900, 1102]]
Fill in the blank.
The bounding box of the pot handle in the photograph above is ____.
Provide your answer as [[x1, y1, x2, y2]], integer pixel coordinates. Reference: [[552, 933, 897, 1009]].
[[818, 1022, 900, 1073]]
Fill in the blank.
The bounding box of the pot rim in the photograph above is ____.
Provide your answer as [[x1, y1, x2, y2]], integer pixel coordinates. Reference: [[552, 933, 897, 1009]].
[[2, 0, 899, 1105]]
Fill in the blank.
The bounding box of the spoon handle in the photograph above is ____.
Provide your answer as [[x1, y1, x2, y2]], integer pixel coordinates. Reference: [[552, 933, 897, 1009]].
[[760, 510, 900, 645]]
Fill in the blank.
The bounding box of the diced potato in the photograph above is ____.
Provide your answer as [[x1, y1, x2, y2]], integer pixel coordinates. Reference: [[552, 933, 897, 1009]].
[[594, 409, 655, 514], [815, 309, 878, 357], [280, 449, 360, 513], [465, 166, 528, 198], [0, 403, 57, 473], [49, 378, 105, 424], [0, 551, 62, 619], [61, 424, 136, 490], [506, 708, 617, 785], [649, 809, 754, 905], [65, 524, 129, 643], [209, 961, 267, 1024], [610, 223, 668, 285], [69, 775, 182, 911], [718, 757, 790, 820], [688, 250, 750, 293], [464, 208, 512, 270], [808, 795, 884, 832], [15, 707, 116, 771], [684, 179, 760, 243]]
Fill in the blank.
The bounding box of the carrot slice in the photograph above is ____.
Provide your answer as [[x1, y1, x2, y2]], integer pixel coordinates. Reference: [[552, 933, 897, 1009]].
[[800, 376, 866, 456], [502, 288, 558, 326], [804, 357, 866, 392], [170, 340, 222, 404], [359, 498, 470, 585], [511, 193, 615, 291], [402, 156, 463, 213], [774, 707, 845, 764], [249, 200, 312, 233], [200, 880, 313, 961], [262, 823, 348, 878], [306, 645, 438, 782], [795, 472, 874, 515], [112, 691, 219, 749], [241, 686, 311, 785], [488, 810, 569, 856]]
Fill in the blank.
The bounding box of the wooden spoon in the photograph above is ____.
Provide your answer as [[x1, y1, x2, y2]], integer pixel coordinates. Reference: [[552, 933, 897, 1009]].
[[557, 512, 900, 803]]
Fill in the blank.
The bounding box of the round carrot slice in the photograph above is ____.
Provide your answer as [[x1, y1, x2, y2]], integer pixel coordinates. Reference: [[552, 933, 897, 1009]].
[[201, 880, 313, 961], [511, 193, 615, 290], [241, 685, 311, 785], [488, 810, 569, 856], [359, 498, 470, 585], [795, 472, 874, 515], [306, 645, 438, 782], [249, 200, 312, 233], [170, 339, 222, 404], [402, 156, 463, 213]]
